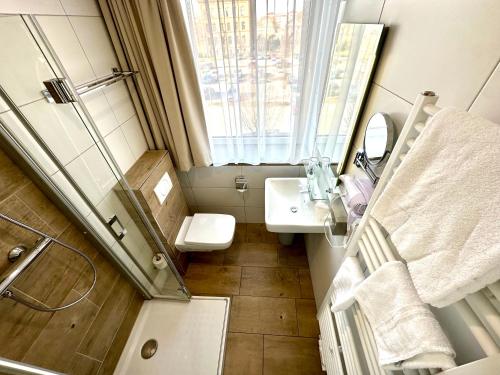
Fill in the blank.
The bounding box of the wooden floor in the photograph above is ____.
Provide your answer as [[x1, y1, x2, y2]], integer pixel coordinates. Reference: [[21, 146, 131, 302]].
[[183, 223, 323, 375]]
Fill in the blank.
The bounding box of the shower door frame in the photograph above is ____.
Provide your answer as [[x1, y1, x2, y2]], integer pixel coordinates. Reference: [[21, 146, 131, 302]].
[[0, 13, 191, 300]]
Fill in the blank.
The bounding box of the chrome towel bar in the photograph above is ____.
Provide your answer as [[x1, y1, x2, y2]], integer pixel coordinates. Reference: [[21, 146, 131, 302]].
[[42, 67, 138, 104]]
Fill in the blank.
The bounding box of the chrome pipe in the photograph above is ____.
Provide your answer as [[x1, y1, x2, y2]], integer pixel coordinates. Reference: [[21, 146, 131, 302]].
[[0, 237, 52, 296]]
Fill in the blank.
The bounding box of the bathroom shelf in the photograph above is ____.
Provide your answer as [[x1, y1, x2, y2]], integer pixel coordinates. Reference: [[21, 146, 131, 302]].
[[42, 68, 138, 104]]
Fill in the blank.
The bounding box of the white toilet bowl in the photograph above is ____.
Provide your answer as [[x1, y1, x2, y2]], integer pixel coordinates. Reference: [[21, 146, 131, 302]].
[[175, 213, 236, 252]]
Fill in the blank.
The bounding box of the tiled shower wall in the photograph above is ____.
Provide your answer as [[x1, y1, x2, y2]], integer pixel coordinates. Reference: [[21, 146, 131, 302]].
[[0, 148, 142, 374], [0, 0, 148, 181], [0, 1, 156, 287], [179, 165, 306, 223]]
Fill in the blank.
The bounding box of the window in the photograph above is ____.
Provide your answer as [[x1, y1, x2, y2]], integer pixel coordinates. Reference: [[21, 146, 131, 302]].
[[181, 0, 344, 165]]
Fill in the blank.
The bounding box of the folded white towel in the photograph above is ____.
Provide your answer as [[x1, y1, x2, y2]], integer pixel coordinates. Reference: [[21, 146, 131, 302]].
[[354, 261, 456, 370], [330, 257, 364, 312], [371, 108, 500, 307]]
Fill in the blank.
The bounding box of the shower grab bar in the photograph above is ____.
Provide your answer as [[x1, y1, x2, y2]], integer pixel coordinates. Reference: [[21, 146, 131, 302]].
[[42, 67, 138, 103], [0, 212, 96, 312]]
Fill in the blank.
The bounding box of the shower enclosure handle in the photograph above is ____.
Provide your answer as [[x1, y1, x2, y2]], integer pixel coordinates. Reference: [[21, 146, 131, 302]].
[[107, 214, 127, 240]]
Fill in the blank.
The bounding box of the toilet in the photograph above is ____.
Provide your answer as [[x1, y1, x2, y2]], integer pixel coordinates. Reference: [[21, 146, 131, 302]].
[[175, 213, 236, 252]]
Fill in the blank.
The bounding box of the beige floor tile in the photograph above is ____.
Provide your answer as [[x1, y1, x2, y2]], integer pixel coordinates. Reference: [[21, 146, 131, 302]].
[[298, 268, 315, 299], [296, 299, 320, 338], [246, 223, 279, 243], [278, 244, 308, 267], [225, 243, 279, 267], [240, 267, 300, 298], [224, 333, 263, 375], [184, 263, 241, 296], [188, 250, 226, 265], [263, 336, 323, 375], [230, 296, 298, 336], [234, 223, 247, 243]]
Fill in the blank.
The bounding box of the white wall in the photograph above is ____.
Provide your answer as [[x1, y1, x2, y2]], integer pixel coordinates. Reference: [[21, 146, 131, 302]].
[[344, 0, 500, 175], [305, 233, 346, 307], [339, 0, 499, 364], [178, 165, 304, 222]]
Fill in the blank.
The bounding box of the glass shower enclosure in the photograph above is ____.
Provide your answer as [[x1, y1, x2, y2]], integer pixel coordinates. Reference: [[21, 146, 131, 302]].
[[0, 14, 189, 301]]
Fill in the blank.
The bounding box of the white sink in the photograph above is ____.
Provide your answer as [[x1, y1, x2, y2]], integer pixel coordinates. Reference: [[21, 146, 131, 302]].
[[265, 178, 330, 233]]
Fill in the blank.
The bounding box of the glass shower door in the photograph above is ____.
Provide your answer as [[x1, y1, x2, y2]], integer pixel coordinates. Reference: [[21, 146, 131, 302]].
[[0, 14, 188, 300]]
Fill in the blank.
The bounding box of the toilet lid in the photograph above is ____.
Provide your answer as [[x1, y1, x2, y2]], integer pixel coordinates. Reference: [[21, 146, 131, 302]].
[[184, 213, 235, 246]]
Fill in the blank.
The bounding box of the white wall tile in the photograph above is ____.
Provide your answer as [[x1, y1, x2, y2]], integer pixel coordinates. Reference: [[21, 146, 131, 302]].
[[0, 0, 64, 15], [82, 88, 119, 136], [375, 0, 500, 109], [65, 145, 117, 205], [197, 205, 246, 223], [21, 99, 94, 166], [181, 187, 197, 207], [103, 81, 136, 124], [243, 188, 265, 207], [191, 187, 244, 207], [60, 0, 101, 16], [96, 190, 133, 226], [37, 15, 95, 85], [342, 0, 385, 23], [104, 127, 135, 173], [121, 115, 148, 160], [344, 84, 412, 175], [68, 16, 118, 79], [85, 210, 116, 248], [245, 206, 265, 223], [51, 170, 92, 216], [0, 16, 56, 108], [188, 166, 242, 187], [469, 62, 500, 124], [122, 223, 155, 273], [0, 110, 59, 176], [242, 165, 300, 188]]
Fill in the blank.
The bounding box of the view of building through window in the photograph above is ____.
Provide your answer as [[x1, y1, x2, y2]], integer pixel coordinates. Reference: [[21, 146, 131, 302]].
[[185, 0, 304, 138], [182, 0, 378, 165]]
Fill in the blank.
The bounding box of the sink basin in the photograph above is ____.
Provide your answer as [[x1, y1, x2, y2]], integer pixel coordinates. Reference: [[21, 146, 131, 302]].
[[265, 178, 330, 233]]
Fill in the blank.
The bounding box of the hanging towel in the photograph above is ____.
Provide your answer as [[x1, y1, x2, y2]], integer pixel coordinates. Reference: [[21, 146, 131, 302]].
[[339, 175, 374, 215], [371, 108, 500, 307], [354, 261, 456, 370], [330, 256, 365, 312]]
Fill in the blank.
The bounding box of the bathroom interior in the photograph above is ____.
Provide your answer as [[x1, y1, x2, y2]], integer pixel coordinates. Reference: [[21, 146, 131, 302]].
[[0, 0, 498, 374]]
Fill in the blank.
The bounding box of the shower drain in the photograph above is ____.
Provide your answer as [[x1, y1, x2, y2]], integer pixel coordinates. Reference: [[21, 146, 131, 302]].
[[290, 206, 298, 213], [141, 339, 158, 359]]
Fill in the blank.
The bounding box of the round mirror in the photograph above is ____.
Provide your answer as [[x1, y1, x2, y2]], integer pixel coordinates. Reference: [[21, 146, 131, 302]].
[[363, 112, 394, 164]]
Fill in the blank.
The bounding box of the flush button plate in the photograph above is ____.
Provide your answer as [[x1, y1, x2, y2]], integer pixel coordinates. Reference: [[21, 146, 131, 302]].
[[154, 172, 173, 205]]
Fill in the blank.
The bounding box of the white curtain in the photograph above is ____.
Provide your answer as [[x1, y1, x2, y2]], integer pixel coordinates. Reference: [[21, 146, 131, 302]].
[[181, 0, 341, 165]]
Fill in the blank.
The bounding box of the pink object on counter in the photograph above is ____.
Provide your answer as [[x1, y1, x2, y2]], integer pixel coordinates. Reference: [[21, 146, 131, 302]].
[[339, 174, 374, 215]]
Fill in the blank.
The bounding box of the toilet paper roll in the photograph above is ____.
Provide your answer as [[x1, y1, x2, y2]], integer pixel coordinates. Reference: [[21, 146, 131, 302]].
[[152, 253, 168, 270]]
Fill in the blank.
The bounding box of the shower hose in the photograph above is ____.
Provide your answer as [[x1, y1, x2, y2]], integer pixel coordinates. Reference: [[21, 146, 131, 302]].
[[0, 212, 97, 312]]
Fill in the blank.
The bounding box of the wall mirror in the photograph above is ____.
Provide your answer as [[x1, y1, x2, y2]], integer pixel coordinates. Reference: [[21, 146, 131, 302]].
[[354, 112, 395, 183], [315, 23, 386, 174]]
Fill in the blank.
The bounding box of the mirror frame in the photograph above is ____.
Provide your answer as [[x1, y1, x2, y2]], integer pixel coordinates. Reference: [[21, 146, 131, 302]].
[[363, 112, 395, 165], [333, 24, 388, 176]]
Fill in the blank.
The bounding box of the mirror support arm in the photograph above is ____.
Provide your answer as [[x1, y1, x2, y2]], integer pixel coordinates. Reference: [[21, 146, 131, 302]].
[[354, 150, 379, 184]]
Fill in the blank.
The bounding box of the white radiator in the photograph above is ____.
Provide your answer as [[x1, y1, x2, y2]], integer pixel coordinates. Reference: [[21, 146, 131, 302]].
[[317, 92, 500, 375]]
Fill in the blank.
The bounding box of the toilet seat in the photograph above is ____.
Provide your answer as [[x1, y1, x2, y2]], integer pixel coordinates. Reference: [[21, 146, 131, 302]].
[[175, 213, 236, 252]]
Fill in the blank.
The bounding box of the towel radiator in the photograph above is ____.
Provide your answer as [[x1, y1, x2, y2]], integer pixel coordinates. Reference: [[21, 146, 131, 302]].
[[317, 91, 500, 375]]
